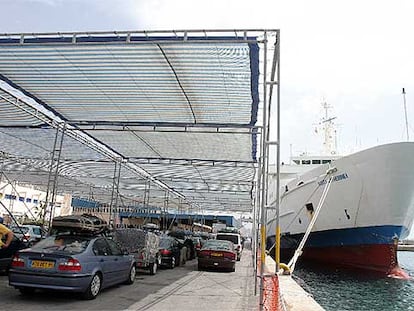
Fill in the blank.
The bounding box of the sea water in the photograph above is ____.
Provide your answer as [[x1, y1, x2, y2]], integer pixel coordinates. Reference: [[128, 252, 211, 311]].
[[293, 251, 414, 311]]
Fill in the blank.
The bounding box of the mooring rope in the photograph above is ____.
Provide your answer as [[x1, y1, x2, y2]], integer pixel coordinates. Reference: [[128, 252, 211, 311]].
[[287, 173, 334, 273]]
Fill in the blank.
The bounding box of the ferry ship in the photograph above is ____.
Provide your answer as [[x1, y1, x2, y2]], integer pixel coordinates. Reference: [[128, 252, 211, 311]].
[[266, 103, 414, 276]]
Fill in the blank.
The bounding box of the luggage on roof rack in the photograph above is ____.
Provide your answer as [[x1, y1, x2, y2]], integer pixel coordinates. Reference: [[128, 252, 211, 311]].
[[51, 214, 108, 234], [113, 228, 160, 274], [217, 227, 240, 234]]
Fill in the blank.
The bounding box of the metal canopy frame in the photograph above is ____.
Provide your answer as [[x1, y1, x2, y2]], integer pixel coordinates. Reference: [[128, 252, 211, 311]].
[[0, 29, 279, 224]]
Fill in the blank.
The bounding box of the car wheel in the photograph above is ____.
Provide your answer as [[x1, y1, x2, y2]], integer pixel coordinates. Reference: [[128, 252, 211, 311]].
[[125, 265, 136, 284], [197, 264, 203, 271], [19, 287, 35, 296], [149, 261, 157, 275], [169, 257, 175, 269], [83, 273, 102, 300]]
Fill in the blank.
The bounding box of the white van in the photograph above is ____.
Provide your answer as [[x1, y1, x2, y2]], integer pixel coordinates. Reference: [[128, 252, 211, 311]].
[[215, 232, 242, 261]]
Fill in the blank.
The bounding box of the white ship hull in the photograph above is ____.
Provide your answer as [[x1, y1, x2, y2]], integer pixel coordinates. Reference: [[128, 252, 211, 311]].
[[267, 142, 414, 273]]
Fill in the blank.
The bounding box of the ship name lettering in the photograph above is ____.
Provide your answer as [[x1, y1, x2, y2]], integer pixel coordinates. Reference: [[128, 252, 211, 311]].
[[318, 173, 349, 186]]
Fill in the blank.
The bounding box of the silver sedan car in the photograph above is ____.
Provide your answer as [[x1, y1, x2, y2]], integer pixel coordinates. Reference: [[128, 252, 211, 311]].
[[9, 234, 136, 299]]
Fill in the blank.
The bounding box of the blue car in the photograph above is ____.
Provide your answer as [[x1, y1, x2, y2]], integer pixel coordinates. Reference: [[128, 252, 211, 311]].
[[8, 234, 136, 299]]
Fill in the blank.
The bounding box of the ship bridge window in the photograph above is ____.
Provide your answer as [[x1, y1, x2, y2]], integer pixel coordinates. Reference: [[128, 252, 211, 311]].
[[322, 159, 332, 164], [302, 160, 311, 165], [293, 160, 300, 165], [312, 160, 321, 164]]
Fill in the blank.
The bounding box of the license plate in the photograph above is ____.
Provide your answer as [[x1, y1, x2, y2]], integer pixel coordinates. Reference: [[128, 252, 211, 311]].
[[31, 260, 55, 269], [211, 252, 223, 257]]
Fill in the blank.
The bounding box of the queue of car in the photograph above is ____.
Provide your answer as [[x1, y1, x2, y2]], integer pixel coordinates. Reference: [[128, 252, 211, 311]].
[[1, 216, 244, 300]]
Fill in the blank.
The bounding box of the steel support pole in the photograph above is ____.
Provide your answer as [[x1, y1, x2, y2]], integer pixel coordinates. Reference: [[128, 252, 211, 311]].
[[46, 123, 66, 231], [275, 30, 281, 273], [254, 153, 262, 295], [109, 161, 117, 226], [164, 190, 169, 230], [42, 127, 60, 227], [113, 162, 122, 228], [259, 31, 269, 311], [109, 160, 121, 229]]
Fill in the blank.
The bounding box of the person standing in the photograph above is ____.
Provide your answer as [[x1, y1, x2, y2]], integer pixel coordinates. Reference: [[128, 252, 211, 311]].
[[0, 217, 13, 249]]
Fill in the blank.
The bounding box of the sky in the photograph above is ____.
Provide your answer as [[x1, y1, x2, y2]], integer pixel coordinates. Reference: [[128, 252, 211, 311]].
[[1, 0, 414, 163], [1, 0, 414, 236]]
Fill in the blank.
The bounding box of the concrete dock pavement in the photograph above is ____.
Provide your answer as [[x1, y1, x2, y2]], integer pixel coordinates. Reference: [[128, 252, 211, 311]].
[[264, 256, 325, 311], [126, 249, 258, 311]]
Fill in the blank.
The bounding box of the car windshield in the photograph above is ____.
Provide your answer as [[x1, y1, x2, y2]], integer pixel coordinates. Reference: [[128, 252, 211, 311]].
[[32, 235, 91, 254], [216, 234, 239, 244]]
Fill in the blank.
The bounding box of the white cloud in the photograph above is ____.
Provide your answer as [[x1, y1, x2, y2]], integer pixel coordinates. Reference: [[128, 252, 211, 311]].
[[2, 0, 414, 161]]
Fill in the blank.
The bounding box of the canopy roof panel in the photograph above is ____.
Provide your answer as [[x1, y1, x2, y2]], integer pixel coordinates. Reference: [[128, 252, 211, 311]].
[[0, 36, 258, 126], [0, 29, 279, 215], [0, 127, 108, 161], [83, 127, 255, 161]]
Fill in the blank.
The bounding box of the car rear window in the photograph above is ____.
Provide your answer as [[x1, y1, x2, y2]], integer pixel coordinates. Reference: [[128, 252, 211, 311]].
[[32, 235, 91, 254], [32, 227, 42, 235], [202, 240, 233, 251], [159, 238, 173, 248], [216, 234, 239, 244]]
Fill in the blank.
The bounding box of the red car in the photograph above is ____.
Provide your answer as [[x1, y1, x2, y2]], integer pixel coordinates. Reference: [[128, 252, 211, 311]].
[[197, 240, 236, 272]]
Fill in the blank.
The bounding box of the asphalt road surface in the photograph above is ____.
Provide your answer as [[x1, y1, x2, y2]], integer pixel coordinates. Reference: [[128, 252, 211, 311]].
[[0, 250, 257, 311], [0, 259, 198, 311]]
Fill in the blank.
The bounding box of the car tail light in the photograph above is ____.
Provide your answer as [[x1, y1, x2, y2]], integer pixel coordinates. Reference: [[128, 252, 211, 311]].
[[224, 252, 236, 260], [58, 258, 81, 271], [160, 249, 171, 256], [11, 255, 25, 268]]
